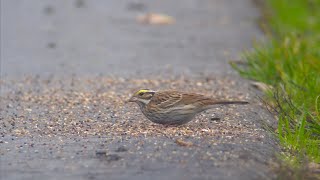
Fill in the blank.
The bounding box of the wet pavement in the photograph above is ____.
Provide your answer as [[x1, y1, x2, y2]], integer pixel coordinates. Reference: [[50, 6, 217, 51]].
[[1, 0, 278, 180]]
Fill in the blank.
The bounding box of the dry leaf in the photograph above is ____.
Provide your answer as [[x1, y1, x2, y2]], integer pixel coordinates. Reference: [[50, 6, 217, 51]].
[[175, 139, 193, 147], [137, 13, 175, 25], [251, 81, 273, 92]]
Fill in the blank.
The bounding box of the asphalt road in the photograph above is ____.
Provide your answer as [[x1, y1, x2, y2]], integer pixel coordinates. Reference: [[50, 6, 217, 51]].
[[1, 0, 278, 180]]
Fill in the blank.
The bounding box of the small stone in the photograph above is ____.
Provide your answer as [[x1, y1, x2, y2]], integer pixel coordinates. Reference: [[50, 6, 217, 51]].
[[74, 0, 85, 8], [115, 146, 128, 152], [43, 5, 54, 15], [127, 2, 146, 11], [47, 42, 56, 49], [105, 154, 122, 162], [210, 117, 221, 121], [95, 150, 107, 156]]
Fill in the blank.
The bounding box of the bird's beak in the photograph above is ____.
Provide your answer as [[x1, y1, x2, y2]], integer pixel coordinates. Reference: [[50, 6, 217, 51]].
[[127, 96, 137, 103]]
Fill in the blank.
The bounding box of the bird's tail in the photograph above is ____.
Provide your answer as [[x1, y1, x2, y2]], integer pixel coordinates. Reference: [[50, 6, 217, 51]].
[[201, 99, 249, 110], [211, 101, 249, 105]]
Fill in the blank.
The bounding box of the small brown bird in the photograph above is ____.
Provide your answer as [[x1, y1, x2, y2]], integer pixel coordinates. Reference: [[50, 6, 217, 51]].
[[128, 89, 248, 125]]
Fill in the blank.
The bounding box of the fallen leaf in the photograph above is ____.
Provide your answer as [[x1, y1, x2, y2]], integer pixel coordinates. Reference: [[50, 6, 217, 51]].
[[175, 139, 193, 147], [137, 13, 175, 25], [251, 81, 273, 92]]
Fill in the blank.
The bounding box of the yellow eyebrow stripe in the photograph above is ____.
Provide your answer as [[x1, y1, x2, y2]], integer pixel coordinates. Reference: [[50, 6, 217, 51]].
[[136, 89, 150, 94]]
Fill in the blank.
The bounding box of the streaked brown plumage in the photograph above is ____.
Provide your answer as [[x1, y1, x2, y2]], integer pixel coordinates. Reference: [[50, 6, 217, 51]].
[[128, 89, 248, 125]]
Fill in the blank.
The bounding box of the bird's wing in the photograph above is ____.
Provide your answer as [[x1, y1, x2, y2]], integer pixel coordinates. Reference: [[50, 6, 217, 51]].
[[150, 91, 183, 109], [178, 93, 210, 106]]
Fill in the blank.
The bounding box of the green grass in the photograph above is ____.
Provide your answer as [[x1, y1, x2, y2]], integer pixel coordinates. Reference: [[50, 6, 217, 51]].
[[233, 0, 320, 169]]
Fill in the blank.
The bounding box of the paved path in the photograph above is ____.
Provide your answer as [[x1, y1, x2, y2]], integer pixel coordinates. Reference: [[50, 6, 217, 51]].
[[1, 0, 277, 180]]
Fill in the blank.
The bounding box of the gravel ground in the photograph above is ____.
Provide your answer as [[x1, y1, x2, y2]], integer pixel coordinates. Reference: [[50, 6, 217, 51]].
[[1, 0, 278, 180]]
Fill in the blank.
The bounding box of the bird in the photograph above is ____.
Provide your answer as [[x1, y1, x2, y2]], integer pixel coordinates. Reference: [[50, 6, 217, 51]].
[[128, 89, 249, 125]]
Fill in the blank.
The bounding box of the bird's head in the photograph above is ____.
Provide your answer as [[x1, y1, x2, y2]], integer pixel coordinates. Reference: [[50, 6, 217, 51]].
[[128, 89, 156, 107]]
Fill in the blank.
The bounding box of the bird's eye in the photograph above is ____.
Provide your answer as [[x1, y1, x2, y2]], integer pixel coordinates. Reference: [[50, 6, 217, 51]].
[[138, 92, 144, 96]]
